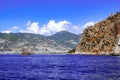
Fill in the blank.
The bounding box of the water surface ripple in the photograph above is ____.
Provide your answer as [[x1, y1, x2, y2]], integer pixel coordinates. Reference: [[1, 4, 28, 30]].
[[0, 54, 120, 80]]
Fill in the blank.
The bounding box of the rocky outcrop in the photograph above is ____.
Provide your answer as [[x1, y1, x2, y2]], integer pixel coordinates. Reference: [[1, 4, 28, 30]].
[[114, 36, 120, 54], [76, 12, 120, 55]]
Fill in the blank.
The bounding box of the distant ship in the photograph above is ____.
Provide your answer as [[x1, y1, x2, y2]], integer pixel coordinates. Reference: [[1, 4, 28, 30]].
[[22, 51, 31, 55], [22, 47, 32, 55]]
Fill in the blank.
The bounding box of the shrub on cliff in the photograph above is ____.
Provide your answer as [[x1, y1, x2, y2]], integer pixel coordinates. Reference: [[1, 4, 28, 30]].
[[116, 11, 120, 14], [68, 48, 76, 53]]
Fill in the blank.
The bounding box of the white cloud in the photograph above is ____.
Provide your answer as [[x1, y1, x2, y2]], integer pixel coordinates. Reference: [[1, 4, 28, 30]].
[[12, 26, 19, 30], [2, 20, 96, 35], [39, 20, 70, 35], [2, 30, 12, 33], [79, 21, 96, 33], [2, 26, 19, 33], [26, 21, 31, 26], [20, 21, 40, 34], [82, 22, 95, 29], [27, 22, 40, 34], [20, 20, 72, 35]]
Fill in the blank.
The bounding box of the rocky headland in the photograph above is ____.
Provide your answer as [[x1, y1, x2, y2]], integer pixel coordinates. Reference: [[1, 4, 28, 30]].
[[76, 12, 120, 55]]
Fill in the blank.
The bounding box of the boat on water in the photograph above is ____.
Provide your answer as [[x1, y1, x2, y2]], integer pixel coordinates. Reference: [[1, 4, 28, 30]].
[[22, 51, 31, 55], [22, 47, 32, 55]]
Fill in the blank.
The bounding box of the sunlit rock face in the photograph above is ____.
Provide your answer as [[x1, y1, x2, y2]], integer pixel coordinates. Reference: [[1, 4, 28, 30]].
[[114, 36, 120, 54], [76, 12, 120, 55]]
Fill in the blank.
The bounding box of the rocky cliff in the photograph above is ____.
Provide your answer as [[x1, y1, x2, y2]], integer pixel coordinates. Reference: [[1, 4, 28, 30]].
[[76, 12, 120, 55]]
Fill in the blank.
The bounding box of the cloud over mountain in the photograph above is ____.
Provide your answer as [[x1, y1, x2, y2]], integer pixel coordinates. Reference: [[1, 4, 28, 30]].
[[2, 26, 19, 33], [2, 20, 95, 35]]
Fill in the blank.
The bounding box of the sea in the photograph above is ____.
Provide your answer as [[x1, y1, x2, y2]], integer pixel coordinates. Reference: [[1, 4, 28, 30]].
[[0, 54, 120, 80]]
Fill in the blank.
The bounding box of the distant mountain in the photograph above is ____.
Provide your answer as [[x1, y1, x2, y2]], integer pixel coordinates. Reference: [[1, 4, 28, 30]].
[[0, 31, 81, 54], [48, 31, 80, 48], [0, 33, 45, 42]]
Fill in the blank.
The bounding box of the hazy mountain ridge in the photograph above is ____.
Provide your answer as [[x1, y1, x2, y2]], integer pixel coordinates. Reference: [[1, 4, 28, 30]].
[[48, 31, 80, 48], [0, 31, 81, 54], [76, 12, 120, 55]]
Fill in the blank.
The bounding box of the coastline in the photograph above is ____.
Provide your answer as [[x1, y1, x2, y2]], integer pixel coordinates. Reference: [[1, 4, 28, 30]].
[[0, 51, 120, 56]]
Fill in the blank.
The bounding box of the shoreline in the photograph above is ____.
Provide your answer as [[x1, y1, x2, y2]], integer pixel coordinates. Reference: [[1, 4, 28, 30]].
[[0, 52, 120, 56]]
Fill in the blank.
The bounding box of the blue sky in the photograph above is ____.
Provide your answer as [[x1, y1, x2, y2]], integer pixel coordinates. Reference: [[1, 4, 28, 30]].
[[0, 0, 120, 35]]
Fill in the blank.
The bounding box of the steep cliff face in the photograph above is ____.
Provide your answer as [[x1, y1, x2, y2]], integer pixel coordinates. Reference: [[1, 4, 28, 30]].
[[76, 12, 120, 55]]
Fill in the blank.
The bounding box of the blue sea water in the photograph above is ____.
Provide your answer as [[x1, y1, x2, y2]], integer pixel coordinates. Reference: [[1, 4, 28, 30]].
[[0, 54, 120, 80]]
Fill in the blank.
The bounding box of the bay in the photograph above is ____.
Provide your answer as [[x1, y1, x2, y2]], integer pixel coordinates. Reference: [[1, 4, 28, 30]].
[[0, 54, 120, 80]]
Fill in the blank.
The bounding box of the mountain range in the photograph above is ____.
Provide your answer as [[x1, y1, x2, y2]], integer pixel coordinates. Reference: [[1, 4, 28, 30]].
[[0, 31, 81, 54]]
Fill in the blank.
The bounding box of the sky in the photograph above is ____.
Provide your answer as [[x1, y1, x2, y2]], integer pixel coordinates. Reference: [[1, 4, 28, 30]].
[[0, 0, 120, 35]]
